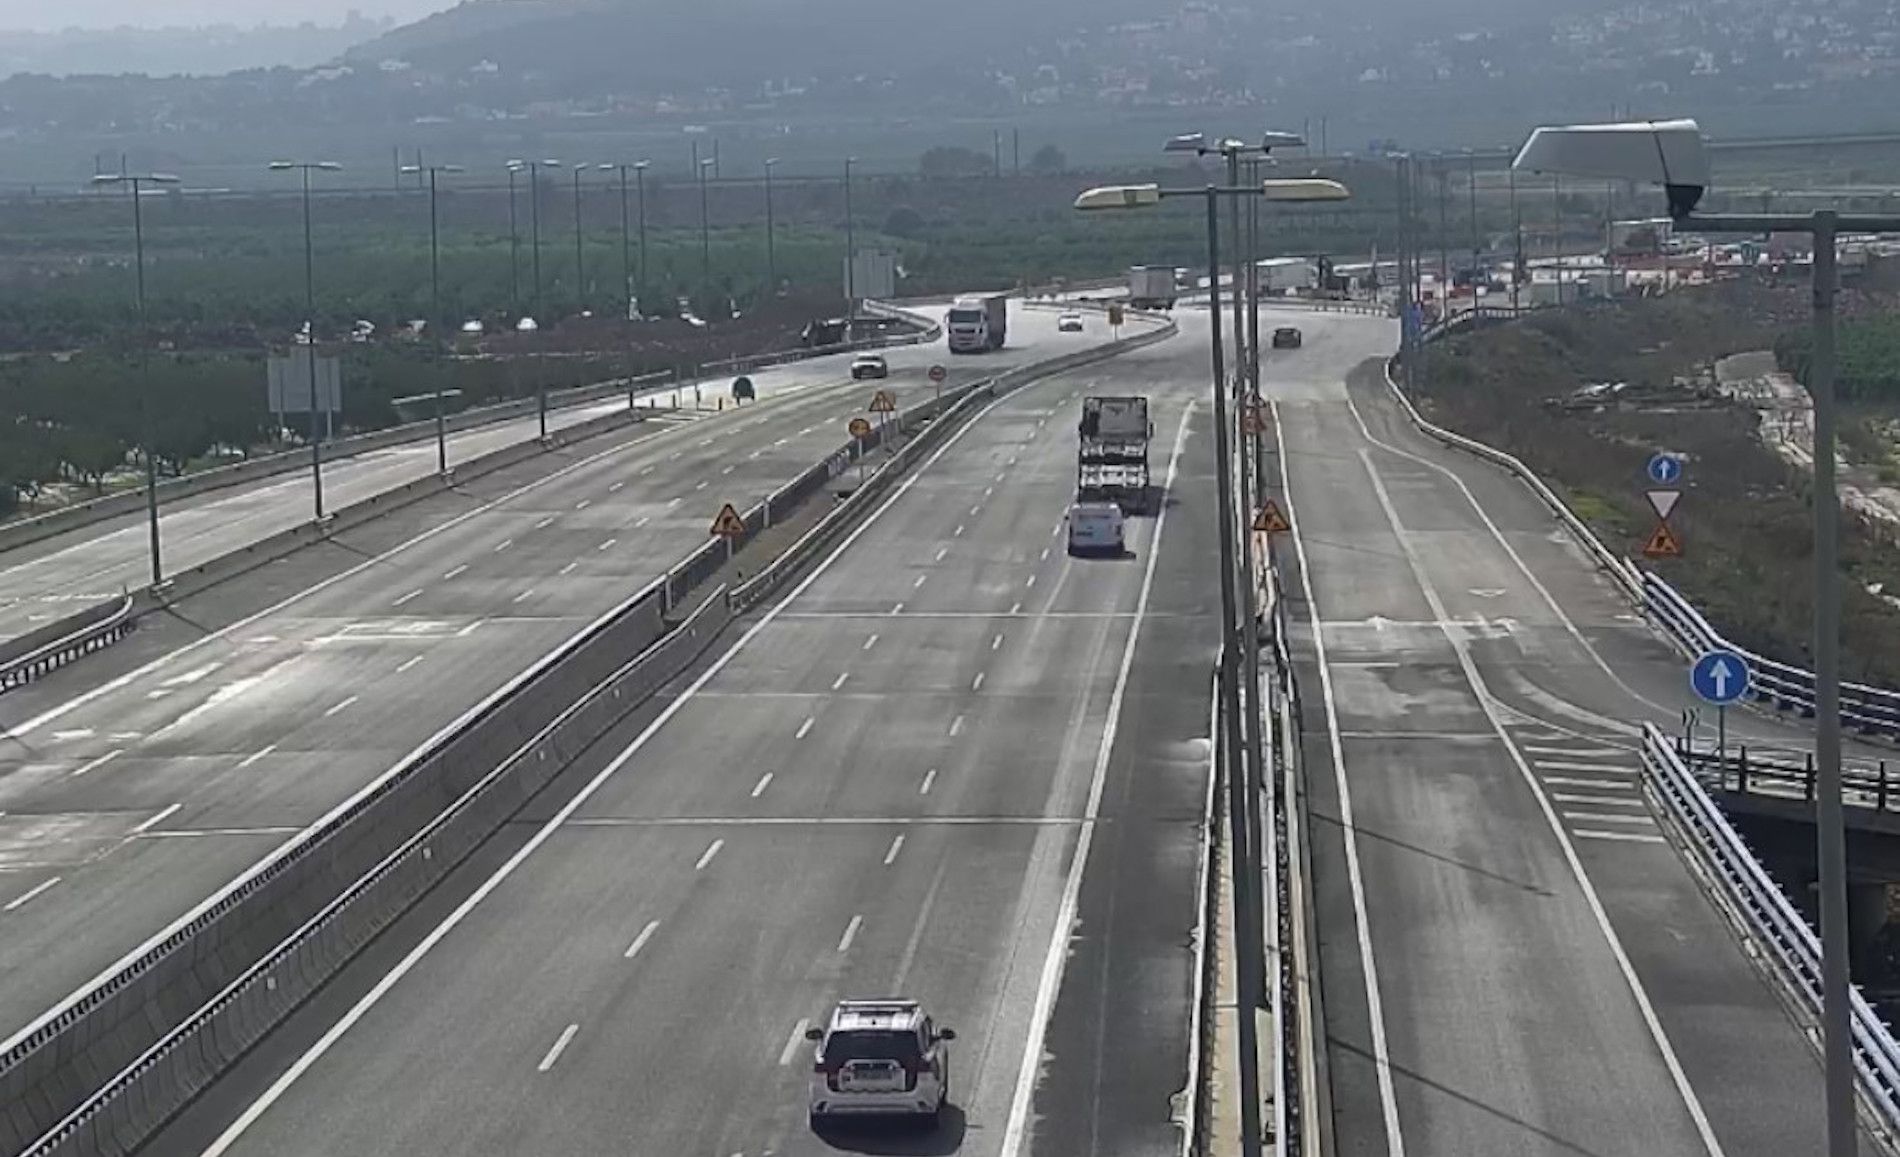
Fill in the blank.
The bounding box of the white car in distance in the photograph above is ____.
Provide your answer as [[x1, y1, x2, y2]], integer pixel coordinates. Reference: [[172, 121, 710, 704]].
[[806, 999, 955, 1127], [850, 352, 890, 380], [1057, 311, 1085, 332]]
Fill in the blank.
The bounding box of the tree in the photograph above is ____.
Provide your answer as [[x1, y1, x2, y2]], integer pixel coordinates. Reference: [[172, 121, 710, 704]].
[[1028, 144, 1067, 174], [919, 147, 992, 180]]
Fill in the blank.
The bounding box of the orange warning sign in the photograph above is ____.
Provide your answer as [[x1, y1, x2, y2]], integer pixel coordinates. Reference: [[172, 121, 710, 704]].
[[1254, 499, 1290, 534], [848, 417, 872, 439], [1642, 521, 1681, 558], [710, 503, 747, 537], [868, 389, 897, 413]]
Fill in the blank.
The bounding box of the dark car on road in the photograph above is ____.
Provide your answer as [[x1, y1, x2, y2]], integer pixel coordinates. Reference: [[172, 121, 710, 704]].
[[1271, 326, 1302, 349]]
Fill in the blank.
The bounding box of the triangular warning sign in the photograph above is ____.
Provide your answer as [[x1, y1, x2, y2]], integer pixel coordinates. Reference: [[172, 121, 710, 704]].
[[868, 390, 897, 413], [1642, 521, 1681, 558], [1254, 499, 1290, 533], [709, 503, 747, 537], [1646, 489, 1681, 522]]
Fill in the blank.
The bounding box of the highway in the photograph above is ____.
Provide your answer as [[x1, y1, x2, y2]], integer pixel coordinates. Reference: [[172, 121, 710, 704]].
[[145, 324, 1219, 1156], [0, 304, 1106, 1053], [1263, 306, 1871, 1155], [0, 351, 907, 645]]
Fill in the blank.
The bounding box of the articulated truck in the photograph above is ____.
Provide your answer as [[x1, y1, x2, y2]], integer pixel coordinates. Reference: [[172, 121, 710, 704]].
[[1076, 395, 1153, 515], [946, 293, 1008, 353]]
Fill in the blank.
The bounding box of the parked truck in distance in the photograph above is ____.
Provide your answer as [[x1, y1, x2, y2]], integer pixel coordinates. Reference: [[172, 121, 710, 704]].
[[1255, 257, 1317, 295], [1076, 395, 1154, 515], [1127, 266, 1177, 310], [946, 293, 1008, 353]]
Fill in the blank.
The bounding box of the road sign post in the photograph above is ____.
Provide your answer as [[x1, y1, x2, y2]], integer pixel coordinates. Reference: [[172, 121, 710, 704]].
[[710, 501, 746, 561], [1692, 648, 1750, 768], [928, 363, 946, 405], [869, 387, 898, 443], [848, 416, 872, 487], [1642, 453, 1685, 558]]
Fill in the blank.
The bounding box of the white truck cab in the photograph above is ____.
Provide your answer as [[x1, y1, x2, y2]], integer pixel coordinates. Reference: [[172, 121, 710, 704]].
[[1067, 501, 1126, 556], [807, 999, 955, 1126]]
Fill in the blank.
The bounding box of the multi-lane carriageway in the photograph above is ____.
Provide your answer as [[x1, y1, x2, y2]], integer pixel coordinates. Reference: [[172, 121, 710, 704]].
[[0, 300, 1879, 1156]]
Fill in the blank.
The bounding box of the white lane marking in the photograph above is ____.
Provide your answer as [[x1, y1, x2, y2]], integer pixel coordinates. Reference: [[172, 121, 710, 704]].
[[71, 749, 123, 778], [795, 717, 815, 740], [1536, 760, 1634, 774], [949, 715, 966, 737], [919, 769, 938, 795], [392, 589, 423, 608], [890, 602, 905, 615], [493, 538, 513, 553], [1051, 522, 1062, 538], [970, 504, 982, 517], [130, 804, 183, 835], [396, 656, 424, 675], [559, 562, 579, 576], [1574, 829, 1666, 845], [575, 499, 592, 510], [837, 915, 864, 953], [992, 633, 1004, 651], [442, 564, 467, 581], [194, 377, 1030, 1154], [832, 672, 850, 691], [238, 744, 278, 769], [1274, 401, 1407, 1157], [624, 920, 660, 959], [972, 673, 986, 692], [1552, 794, 1645, 808], [4, 877, 60, 912], [749, 450, 762, 460], [935, 547, 948, 562], [996, 470, 1007, 482], [1544, 775, 1633, 789], [752, 772, 774, 798], [536, 1024, 580, 1072], [694, 839, 724, 871], [323, 696, 359, 718], [1009, 601, 1022, 615], [863, 634, 879, 651], [609, 481, 626, 493], [1024, 574, 1037, 589], [1562, 811, 1655, 826], [1040, 547, 1051, 562], [634, 516, 651, 529], [694, 480, 708, 491], [513, 589, 537, 604], [984, 486, 994, 499], [597, 538, 618, 552], [721, 465, 735, 476], [998, 397, 1191, 1157], [913, 574, 928, 589], [1354, 443, 1726, 1157], [669, 451, 683, 461], [535, 517, 555, 529], [161, 663, 219, 688], [641, 464, 656, 475], [1524, 744, 1627, 758], [884, 834, 905, 865], [779, 1019, 811, 1066], [955, 524, 966, 537]]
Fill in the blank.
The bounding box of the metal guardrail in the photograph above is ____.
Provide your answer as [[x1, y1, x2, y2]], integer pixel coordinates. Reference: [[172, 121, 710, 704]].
[[1184, 662, 1220, 1157], [0, 596, 135, 693], [1674, 736, 1900, 814], [1643, 724, 1900, 1140]]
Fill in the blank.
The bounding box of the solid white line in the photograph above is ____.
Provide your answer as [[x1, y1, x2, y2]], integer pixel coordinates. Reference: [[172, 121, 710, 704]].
[[795, 717, 815, 740], [130, 804, 183, 835], [1574, 829, 1666, 844], [392, 589, 423, 608], [694, 839, 724, 870], [4, 877, 60, 912], [194, 376, 1037, 1156], [779, 1019, 811, 1066], [752, 772, 774, 798], [998, 396, 1192, 1157], [1274, 401, 1407, 1157], [1524, 744, 1627, 758], [1537, 759, 1634, 774], [238, 744, 277, 769], [442, 564, 468, 580], [71, 749, 123, 778], [863, 634, 879, 651], [1552, 793, 1645, 808], [837, 915, 863, 953], [1562, 810, 1655, 826], [323, 696, 359, 718], [832, 672, 850, 690], [396, 656, 424, 674], [624, 920, 659, 959], [1543, 775, 1634, 789], [1355, 443, 1725, 1156], [920, 769, 938, 795], [884, 834, 905, 865], [536, 1024, 579, 1072]]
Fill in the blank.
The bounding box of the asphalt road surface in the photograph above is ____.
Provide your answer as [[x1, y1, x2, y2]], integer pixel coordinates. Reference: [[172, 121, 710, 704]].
[[0, 304, 1110, 1053], [145, 324, 1220, 1157], [1259, 306, 1872, 1156], [0, 342, 923, 645]]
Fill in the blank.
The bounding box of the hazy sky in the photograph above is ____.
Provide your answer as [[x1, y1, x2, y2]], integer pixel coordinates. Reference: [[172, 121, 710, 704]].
[[0, 0, 455, 32]]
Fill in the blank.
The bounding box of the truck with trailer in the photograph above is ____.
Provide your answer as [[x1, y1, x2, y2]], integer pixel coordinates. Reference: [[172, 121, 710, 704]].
[[1126, 266, 1177, 310], [1255, 257, 1317, 295], [946, 293, 1008, 353], [1075, 395, 1154, 515]]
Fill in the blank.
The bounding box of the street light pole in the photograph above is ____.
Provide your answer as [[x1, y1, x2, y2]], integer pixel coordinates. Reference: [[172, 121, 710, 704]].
[[636, 160, 649, 316], [607, 164, 631, 320], [508, 159, 562, 317], [270, 160, 341, 521], [844, 156, 857, 321], [507, 166, 520, 312], [94, 171, 178, 587], [764, 157, 779, 295], [573, 165, 586, 312], [1467, 149, 1480, 279], [698, 156, 715, 296], [402, 162, 464, 475]]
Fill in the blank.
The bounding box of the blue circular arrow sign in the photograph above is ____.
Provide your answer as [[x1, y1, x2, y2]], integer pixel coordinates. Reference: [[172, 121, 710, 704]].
[[1690, 649, 1750, 706], [1647, 452, 1683, 486]]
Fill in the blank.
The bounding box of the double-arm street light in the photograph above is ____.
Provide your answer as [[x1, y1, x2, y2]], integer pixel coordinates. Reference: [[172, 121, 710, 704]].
[[94, 170, 180, 587], [1075, 166, 1351, 1157], [1515, 116, 1894, 1157], [268, 159, 342, 521], [600, 161, 649, 320], [507, 159, 562, 317], [400, 162, 465, 474]]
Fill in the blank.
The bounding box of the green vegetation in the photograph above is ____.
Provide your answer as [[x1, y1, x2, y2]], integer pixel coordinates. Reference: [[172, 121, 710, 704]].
[[1775, 315, 1900, 401]]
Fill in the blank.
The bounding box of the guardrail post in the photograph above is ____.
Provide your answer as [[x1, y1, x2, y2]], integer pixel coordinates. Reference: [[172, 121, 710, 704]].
[[1807, 751, 1817, 803], [1738, 745, 1749, 794], [1881, 761, 1890, 813]]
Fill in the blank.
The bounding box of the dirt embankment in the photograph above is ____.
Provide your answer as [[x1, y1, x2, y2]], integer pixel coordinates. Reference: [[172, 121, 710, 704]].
[[1414, 279, 1900, 687]]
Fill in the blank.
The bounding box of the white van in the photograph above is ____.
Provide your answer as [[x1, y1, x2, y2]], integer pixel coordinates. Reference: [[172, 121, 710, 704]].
[[1067, 501, 1125, 556]]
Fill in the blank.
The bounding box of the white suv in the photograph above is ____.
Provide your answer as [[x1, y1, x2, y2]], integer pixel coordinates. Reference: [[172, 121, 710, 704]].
[[806, 999, 955, 1126]]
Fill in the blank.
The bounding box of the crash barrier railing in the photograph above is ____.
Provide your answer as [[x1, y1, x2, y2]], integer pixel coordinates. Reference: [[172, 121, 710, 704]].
[[0, 597, 135, 693], [0, 310, 1170, 1157], [1642, 724, 1900, 1142], [1671, 737, 1900, 815], [1184, 660, 1221, 1157], [700, 299, 943, 379]]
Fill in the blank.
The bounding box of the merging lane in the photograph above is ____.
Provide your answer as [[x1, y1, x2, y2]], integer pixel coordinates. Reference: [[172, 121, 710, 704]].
[[148, 325, 1218, 1157], [0, 305, 1102, 1051], [1264, 306, 1870, 1155]]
